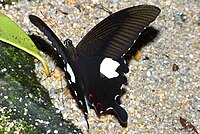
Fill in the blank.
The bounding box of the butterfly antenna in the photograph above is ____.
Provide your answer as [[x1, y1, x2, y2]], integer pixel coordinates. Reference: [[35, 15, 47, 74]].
[[94, 4, 112, 15], [59, 74, 64, 104]]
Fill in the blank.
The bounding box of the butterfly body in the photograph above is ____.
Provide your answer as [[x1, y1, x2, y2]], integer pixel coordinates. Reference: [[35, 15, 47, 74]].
[[64, 39, 129, 122], [29, 5, 160, 125]]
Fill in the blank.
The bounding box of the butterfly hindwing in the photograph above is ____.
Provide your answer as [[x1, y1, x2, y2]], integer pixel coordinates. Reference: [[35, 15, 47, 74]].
[[77, 56, 128, 123], [76, 5, 161, 59]]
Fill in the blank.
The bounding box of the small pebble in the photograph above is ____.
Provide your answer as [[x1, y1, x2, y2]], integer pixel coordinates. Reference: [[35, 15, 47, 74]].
[[172, 63, 179, 71], [134, 50, 142, 61], [146, 70, 151, 77]]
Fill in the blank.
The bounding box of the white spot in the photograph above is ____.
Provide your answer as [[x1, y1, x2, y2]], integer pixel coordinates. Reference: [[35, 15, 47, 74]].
[[54, 130, 58, 134], [100, 58, 120, 79], [123, 60, 126, 64], [1, 68, 7, 72], [120, 84, 125, 90], [84, 96, 90, 113], [138, 31, 142, 36], [68, 80, 71, 84], [4, 96, 8, 99], [114, 95, 120, 100], [59, 55, 61, 57], [47, 130, 51, 134], [24, 108, 28, 115], [79, 100, 83, 105], [146, 70, 151, 77], [106, 107, 113, 111], [66, 63, 76, 83], [74, 90, 77, 96], [189, 54, 193, 59], [84, 112, 88, 115]]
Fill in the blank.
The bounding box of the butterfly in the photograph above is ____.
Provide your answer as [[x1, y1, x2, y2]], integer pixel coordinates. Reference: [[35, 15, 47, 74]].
[[29, 5, 160, 126]]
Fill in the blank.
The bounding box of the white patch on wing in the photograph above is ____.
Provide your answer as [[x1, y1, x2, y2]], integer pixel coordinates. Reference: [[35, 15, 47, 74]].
[[114, 95, 120, 100], [79, 100, 83, 105], [84, 96, 90, 113], [74, 90, 77, 96], [64, 67, 67, 72], [123, 60, 126, 64], [106, 107, 113, 111], [68, 80, 71, 84], [66, 63, 76, 83], [100, 58, 120, 79]]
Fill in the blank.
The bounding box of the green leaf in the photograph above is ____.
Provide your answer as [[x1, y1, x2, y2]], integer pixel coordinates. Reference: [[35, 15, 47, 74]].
[[0, 12, 50, 76]]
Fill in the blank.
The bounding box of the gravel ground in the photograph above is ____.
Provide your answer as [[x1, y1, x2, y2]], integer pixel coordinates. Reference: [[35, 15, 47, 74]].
[[1, 0, 199, 133]]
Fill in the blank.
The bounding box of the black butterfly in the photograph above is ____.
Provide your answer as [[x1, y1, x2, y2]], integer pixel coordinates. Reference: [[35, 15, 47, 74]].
[[29, 5, 160, 126]]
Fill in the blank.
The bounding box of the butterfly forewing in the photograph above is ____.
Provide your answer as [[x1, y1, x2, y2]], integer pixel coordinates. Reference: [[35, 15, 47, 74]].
[[76, 5, 161, 59], [29, 15, 88, 117], [29, 15, 69, 62]]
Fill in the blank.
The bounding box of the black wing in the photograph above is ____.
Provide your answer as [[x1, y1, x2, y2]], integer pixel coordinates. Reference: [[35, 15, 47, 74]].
[[29, 15, 69, 62], [76, 5, 160, 59], [29, 15, 89, 121]]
